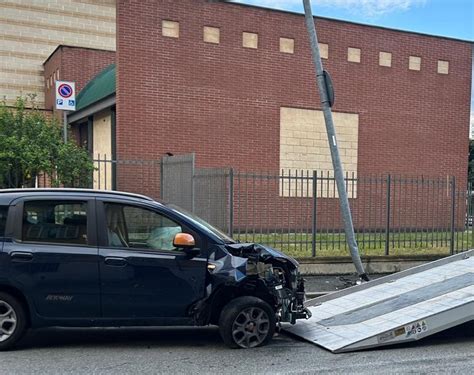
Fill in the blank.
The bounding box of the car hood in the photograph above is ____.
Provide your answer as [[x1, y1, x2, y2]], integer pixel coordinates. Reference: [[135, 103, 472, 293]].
[[225, 243, 299, 268]]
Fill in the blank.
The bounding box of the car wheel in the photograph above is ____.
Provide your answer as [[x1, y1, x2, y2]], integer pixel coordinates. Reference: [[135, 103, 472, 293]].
[[0, 292, 27, 351], [219, 296, 276, 349]]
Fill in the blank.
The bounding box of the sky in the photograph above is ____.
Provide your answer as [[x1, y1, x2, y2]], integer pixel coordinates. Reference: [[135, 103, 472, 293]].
[[233, 0, 473, 41], [232, 0, 474, 134]]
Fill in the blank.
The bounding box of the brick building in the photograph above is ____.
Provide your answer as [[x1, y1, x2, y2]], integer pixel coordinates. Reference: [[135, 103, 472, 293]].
[[115, 0, 472, 191], [110, 0, 471, 233], [0, 0, 115, 110], [3, 0, 471, 188], [43, 45, 116, 178], [2, 1, 473, 233], [1, 0, 117, 188]]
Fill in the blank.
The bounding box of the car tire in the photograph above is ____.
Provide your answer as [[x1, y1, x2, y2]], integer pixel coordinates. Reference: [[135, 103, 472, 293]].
[[219, 296, 276, 349], [0, 292, 28, 351]]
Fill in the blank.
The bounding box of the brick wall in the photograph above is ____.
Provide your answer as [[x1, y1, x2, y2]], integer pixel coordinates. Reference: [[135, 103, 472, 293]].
[[43, 45, 116, 114], [116, 0, 472, 223], [117, 0, 471, 182]]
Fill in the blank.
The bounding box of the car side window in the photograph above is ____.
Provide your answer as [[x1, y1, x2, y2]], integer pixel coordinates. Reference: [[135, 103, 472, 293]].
[[0, 206, 8, 237], [104, 203, 183, 251], [22, 201, 88, 245]]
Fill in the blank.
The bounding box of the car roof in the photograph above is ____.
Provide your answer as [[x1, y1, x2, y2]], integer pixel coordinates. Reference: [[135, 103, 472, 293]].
[[0, 188, 158, 206]]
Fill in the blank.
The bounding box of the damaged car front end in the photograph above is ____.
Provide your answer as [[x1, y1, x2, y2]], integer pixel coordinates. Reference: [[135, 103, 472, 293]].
[[215, 243, 311, 324], [190, 242, 311, 347], [168, 204, 311, 348]]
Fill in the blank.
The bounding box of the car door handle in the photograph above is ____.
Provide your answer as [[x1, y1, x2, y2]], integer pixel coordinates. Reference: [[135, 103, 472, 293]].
[[10, 252, 33, 262], [104, 257, 128, 267]]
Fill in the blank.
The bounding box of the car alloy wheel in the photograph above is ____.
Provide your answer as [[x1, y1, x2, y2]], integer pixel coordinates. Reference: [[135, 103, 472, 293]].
[[0, 300, 17, 343], [231, 306, 270, 348]]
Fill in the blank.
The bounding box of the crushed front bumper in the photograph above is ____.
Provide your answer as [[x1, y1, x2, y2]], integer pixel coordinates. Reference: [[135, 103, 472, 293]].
[[276, 277, 312, 324]]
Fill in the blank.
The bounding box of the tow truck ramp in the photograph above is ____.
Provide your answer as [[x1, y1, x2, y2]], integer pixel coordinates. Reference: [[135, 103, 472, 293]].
[[285, 249, 474, 353]]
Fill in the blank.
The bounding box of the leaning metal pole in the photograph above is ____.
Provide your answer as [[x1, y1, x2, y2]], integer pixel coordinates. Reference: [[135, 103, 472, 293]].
[[302, 0, 369, 281]]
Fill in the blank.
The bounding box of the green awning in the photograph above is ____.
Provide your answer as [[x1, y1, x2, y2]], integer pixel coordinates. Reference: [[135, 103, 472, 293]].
[[75, 63, 116, 111]]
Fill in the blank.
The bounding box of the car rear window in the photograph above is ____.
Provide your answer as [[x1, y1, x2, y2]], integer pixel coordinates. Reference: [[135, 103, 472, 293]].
[[22, 201, 88, 245], [0, 206, 7, 237]]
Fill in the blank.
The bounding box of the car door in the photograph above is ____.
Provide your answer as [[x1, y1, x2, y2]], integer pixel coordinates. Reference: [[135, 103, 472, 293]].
[[2, 197, 100, 319], [97, 200, 207, 320], [0, 205, 7, 252]]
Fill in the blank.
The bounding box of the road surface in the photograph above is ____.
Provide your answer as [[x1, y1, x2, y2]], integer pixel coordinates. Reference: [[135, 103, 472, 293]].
[[1, 323, 473, 374]]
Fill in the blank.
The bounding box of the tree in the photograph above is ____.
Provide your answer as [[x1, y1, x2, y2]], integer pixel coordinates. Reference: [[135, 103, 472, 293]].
[[0, 96, 94, 188]]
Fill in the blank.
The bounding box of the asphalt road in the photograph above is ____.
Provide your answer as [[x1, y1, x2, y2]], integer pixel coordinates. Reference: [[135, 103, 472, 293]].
[[1, 323, 473, 375]]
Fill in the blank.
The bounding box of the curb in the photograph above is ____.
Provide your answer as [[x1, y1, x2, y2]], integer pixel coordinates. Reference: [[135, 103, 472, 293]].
[[297, 255, 445, 275], [305, 292, 328, 299]]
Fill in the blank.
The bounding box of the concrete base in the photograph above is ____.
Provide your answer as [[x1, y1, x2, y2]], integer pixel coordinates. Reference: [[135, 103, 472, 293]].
[[296, 255, 445, 275]]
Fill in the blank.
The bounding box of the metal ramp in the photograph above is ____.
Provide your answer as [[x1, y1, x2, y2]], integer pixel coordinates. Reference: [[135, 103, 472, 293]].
[[285, 250, 474, 353]]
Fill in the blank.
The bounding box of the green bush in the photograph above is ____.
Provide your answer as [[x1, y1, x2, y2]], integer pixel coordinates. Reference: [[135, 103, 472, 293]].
[[0, 96, 94, 188]]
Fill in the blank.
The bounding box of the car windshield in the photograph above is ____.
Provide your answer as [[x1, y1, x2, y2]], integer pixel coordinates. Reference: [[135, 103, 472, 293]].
[[167, 204, 236, 244]]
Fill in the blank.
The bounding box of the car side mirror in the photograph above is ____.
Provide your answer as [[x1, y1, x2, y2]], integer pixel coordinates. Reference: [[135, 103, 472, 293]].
[[173, 233, 200, 257]]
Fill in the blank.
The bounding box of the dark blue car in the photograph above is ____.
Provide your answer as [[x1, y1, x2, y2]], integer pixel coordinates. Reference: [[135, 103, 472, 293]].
[[0, 189, 309, 350]]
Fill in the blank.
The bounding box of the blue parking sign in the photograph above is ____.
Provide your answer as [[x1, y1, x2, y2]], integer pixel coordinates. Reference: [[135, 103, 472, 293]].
[[55, 81, 76, 110]]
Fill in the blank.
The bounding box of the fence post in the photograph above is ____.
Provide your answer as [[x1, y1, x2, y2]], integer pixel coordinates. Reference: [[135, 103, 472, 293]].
[[312, 170, 317, 257], [111, 159, 117, 191], [228, 168, 234, 237], [97, 153, 101, 190], [450, 176, 456, 255], [470, 180, 474, 250], [104, 154, 108, 190], [160, 158, 164, 200], [385, 174, 391, 256], [191, 153, 196, 213]]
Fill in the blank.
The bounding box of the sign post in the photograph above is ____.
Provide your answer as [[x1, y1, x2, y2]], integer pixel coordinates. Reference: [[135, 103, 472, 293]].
[[55, 81, 76, 142]]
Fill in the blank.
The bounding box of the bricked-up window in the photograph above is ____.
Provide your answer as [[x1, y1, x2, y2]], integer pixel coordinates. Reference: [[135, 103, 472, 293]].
[[319, 43, 328, 59], [162, 20, 179, 38], [280, 37, 294, 54], [379, 52, 392, 67], [203, 26, 220, 44], [242, 32, 258, 49], [347, 47, 361, 63], [437, 60, 449, 74], [409, 56, 421, 71], [279, 107, 359, 198]]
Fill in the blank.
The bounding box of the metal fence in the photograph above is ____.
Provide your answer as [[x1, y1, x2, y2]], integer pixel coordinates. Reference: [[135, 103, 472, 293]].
[[10, 155, 473, 258], [158, 155, 472, 258], [228, 171, 470, 258], [161, 154, 229, 231]]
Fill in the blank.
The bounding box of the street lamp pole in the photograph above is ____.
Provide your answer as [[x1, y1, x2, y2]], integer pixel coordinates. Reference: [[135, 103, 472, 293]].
[[302, 0, 369, 281]]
